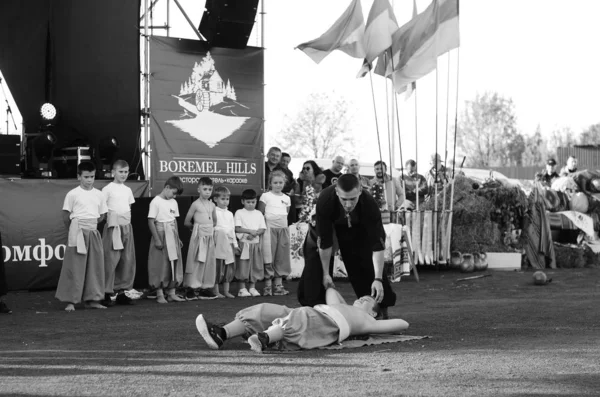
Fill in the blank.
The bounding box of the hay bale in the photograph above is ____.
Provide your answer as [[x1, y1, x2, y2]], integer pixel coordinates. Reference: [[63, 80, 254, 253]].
[[553, 243, 586, 268], [421, 175, 525, 253]]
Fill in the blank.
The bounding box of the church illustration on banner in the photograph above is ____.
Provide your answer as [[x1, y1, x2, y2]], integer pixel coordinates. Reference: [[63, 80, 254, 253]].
[[167, 52, 250, 148]]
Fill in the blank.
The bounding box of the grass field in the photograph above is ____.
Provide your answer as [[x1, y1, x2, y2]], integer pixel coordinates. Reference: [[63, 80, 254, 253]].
[[1, 268, 599, 397]]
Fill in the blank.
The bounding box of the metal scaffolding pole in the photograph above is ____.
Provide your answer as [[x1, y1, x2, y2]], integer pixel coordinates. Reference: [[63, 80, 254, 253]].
[[143, 0, 151, 194]]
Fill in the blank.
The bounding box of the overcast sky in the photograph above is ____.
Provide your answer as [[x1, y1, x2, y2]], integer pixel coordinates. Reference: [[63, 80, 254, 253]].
[[2, 0, 599, 168]]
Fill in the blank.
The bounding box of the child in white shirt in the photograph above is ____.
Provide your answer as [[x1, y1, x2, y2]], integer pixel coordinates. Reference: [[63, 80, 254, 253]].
[[183, 177, 218, 300], [212, 186, 239, 298], [258, 170, 291, 296], [101, 159, 136, 306], [147, 177, 185, 304], [234, 189, 266, 297], [55, 161, 108, 311]]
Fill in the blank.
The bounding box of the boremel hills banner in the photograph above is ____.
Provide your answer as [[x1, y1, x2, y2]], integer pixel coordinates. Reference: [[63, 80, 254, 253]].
[[150, 37, 264, 196]]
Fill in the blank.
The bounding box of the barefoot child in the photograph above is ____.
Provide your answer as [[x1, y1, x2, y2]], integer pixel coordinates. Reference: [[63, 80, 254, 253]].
[[234, 189, 266, 297], [258, 170, 292, 296], [55, 161, 108, 311], [212, 186, 239, 298], [183, 177, 217, 300], [148, 176, 185, 303], [101, 160, 136, 306]]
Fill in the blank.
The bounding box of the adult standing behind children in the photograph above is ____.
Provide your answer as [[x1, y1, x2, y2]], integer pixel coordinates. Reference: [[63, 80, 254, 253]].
[[147, 176, 185, 303], [101, 160, 136, 306], [322, 156, 345, 189], [235, 189, 267, 297], [55, 161, 108, 311], [212, 186, 240, 298], [258, 170, 291, 296], [183, 177, 218, 300]]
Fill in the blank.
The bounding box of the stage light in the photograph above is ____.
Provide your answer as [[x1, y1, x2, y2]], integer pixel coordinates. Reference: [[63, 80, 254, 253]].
[[40, 103, 57, 122], [98, 136, 120, 178]]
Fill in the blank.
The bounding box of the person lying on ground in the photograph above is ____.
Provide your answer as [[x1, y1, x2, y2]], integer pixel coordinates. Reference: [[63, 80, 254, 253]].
[[195, 287, 409, 353]]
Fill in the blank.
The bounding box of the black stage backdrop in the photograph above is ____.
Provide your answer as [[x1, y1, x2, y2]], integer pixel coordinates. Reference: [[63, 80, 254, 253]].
[[150, 37, 264, 196], [0, 0, 142, 176]]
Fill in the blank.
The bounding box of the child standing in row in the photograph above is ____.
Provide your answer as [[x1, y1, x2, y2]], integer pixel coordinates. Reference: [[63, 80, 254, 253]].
[[212, 186, 239, 298], [56, 161, 108, 311], [258, 170, 291, 296], [101, 160, 136, 306], [183, 177, 217, 300], [147, 177, 185, 303], [234, 189, 266, 297]]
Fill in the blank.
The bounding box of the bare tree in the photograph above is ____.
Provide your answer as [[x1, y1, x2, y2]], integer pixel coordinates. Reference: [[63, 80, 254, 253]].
[[457, 92, 523, 167], [547, 126, 577, 158], [275, 92, 355, 159]]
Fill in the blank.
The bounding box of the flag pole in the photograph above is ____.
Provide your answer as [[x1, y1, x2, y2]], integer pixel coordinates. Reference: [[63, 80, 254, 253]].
[[369, 71, 385, 178]]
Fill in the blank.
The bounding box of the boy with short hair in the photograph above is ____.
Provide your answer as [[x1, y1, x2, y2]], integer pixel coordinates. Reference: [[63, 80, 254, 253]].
[[101, 160, 136, 306], [234, 189, 266, 297], [213, 186, 239, 298], [147, 176, 185, 303], [56, 161, 108, 311], [183, 177, 218, 300]]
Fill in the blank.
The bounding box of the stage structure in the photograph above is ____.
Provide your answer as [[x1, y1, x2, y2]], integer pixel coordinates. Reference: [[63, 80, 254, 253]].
[[140, 0, 265, 196], [0, 0, 265, 290]]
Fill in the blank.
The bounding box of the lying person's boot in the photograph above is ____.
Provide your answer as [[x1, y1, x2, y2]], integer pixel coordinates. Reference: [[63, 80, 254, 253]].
[[196, 314, 226, 350], [248, 332, 270, 353], [116, 292, 134, 305]]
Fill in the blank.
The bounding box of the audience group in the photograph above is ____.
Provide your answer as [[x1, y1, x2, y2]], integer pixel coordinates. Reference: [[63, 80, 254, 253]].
[[266, 147, 454, 220]]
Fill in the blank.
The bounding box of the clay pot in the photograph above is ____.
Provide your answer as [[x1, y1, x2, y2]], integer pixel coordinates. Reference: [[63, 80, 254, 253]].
[[450, 251, 463, 268], [476, 252, 488, 271], [460, 254, 475, 273], [472, 253, 481, 271], [533, 271, 548, 285]]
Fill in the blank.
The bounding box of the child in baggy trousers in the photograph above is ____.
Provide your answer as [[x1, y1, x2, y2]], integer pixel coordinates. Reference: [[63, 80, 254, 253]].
[[55, 161, 108, 311], [183, 177, 218, 300], [212, 186, 239, 298], [234, 189, 266, 297], [147, 176, 185, 303], [258, 170, 291, 296], [101, 159, 136, 306]]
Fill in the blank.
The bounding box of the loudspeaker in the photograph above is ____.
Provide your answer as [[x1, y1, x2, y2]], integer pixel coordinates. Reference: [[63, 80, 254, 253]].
[[0, 135, 21, 176], [199, 0, 259, 49]]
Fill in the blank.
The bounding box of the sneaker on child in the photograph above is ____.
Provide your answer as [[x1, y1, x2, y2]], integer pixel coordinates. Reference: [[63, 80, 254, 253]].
[[273, 285, 290, 296], [195, 314, 225, 350], [197, 289, 218, 300], [238, 288, 252, 297], [262, 286, 273, 296], [248, 288, 261, 297]]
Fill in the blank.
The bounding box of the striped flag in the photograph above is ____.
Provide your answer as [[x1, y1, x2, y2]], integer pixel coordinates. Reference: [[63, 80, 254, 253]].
[[356, 0, 399, 78], [375, 0, 460, 93], [296, 0, 366, 64]]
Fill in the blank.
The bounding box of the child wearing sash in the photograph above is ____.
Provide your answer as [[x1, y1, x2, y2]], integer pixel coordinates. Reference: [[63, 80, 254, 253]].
[[234, 189, 266, 297], [183, 177, 217, 300], [257, 170, 291, 296], [56, 161, 108, 311], [212, 186, 239, 299], [101, 160, 136, 306], [147, 176, 185, 304]]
